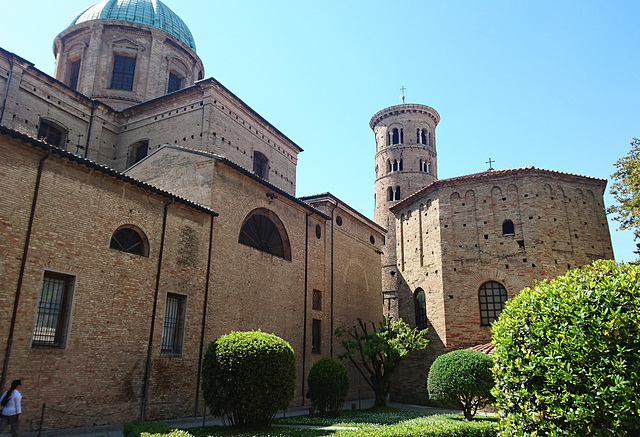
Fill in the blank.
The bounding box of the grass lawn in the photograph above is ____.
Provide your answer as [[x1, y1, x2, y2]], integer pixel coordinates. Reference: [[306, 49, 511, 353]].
[[161, 407, 499, 437]]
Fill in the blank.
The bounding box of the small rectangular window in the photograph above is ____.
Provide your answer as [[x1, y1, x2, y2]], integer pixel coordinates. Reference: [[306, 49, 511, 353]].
[[32, 272, 74, 348], [311, 319, 321, 354], [161, 293, 186, 354], [69, 60, 81, 91], [111, 55, 136, 91], [312, 289, 322, 311]]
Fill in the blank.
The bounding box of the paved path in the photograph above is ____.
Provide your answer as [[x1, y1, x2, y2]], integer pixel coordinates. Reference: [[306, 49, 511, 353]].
[[8, 400, 466, 437]]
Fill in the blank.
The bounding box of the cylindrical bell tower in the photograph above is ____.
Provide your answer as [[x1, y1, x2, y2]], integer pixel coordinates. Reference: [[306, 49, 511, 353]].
[[370, 103, 440, 319]]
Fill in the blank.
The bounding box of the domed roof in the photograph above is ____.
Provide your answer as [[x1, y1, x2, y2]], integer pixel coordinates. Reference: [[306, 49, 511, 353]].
[[69, 0, 196, 51]]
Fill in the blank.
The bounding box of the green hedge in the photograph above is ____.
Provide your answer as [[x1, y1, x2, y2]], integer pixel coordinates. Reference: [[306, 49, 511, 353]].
[[492, 260, 640, 436], [307, 357, 350, 415], [427, 349, 494, 419], [123, 421, 174, 437], [201, 330, 296, 427]]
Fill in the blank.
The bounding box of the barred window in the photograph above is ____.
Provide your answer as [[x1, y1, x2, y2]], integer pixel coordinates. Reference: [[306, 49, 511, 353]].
[[161, 293, 186, 354], [38, 120, 65, 148], [32, 272, 74, 348], [479, 281, 508, 326], [312, 289, 322, 311], [414, 288, 427, 330]]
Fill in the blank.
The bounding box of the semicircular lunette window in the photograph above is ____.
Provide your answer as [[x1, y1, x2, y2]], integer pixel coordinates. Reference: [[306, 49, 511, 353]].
[[110, 226, 149, 256], [239, 209, 291, 260]]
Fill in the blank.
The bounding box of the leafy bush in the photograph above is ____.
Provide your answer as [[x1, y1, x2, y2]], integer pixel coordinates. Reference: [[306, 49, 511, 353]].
[[492, 260, 640, 436], [123, 421, 173, 437], [307, 357, 350, 415], [427, 349, 494, 419], [201, 330, 296, 427]]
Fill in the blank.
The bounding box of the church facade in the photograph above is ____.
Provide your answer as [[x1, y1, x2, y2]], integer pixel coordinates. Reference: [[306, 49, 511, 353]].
[[0, 0, 613, 431]]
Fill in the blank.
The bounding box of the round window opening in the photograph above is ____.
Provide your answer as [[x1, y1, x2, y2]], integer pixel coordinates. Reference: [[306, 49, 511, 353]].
[[336, 216, 343, 226], [370, 235, 375, 244], [315, 224, 321, 239]]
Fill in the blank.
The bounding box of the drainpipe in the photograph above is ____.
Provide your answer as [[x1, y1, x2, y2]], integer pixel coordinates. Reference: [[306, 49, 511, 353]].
[[0, 54, 15, 125], [194, 213, 215, 416], [141, 197, 174, 421], [330, 200, 339, 358], [301, 212, 313, 402], [83, 100, 96, 158], [0, 150, 51, 392]]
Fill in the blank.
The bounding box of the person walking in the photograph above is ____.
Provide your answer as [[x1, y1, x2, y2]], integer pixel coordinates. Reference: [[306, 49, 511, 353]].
[[0, 380, 22, 437]]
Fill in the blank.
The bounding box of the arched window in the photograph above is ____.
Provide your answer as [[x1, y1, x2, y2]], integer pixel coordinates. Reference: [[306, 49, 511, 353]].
[[502, 219, 515, 235], [388, 187, 394, 201], [393, 160, 398, 172], [479, 281, 508, 325], [392, 128, 399, 145], [421, 129, 427, 145], [253, 151, 269, 180], [399, 159, 403, 171], [239, 208, 291, 260], [127, 140, 149, 167], [394, 186, 401, 201], [110, 225, 149, 256], [387, 160, 392, 173], [414, 288, 427, 330]]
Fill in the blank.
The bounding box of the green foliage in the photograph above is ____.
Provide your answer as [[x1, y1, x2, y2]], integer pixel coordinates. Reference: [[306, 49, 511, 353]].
[[492, 260, 640, 436], [335, 318, 429, 406], [609, 138, 640, 256], [307, 358, 350, 415], [427, 350, 495, 420], [141, 431, 193, 437], [123, 421, 174, 437], [201, 330, 296, 427]]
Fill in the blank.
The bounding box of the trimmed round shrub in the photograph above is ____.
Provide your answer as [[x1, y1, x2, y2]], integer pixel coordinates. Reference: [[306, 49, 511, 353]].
[[307, 358, 350, 415], [492, 260, 640, 436], [201, 330, 296, 427], [427, 349, 495, 420]]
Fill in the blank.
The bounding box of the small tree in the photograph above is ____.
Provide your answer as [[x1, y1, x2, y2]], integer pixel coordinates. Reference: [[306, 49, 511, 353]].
[[201, 331, 296, 427], [427, 349, 495, 420], [492, 260, 640, 435], [609, 137, 640, 256], [307, 358, 350, 415], [335, 317, 428, 406]]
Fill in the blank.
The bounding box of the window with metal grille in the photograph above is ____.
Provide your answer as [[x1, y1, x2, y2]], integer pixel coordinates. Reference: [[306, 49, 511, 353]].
[[479, 281, 508, 326], [312, 289, 322, 311], [312, 319, 321, 354], [69, 60, 81, 91], [414, 288, 427, 330], [37, 120, 64, 147], [32, 272, 74, 348], [110, 226, 149, 256], [239, 209, 291, 260], [111, 55, 136, 90], [167, 72, 184, 93], [161, 293, 186, 354]]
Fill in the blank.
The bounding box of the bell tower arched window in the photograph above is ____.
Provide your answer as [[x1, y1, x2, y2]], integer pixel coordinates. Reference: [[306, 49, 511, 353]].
[[387, 187, 394, 201], [394, 186, 401, 201], [502, 219, 515, 235]]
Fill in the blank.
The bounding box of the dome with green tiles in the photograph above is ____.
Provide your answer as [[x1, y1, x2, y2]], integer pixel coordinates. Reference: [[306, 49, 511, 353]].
[[69, 0, 196, 51]]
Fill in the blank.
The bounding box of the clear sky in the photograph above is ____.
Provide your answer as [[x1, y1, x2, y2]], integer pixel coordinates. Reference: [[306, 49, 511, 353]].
[[1, 0, 639, 261]]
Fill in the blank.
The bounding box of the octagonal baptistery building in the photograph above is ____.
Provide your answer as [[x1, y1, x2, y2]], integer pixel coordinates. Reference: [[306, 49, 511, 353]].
[[53, 0, 204, 110]]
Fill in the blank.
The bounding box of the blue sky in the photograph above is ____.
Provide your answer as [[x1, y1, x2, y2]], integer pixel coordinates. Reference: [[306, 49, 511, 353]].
[[2, 0, 639, 261]]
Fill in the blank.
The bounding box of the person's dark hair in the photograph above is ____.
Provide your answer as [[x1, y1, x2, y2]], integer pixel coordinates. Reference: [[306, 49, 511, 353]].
[[1, 380, 21, 407]]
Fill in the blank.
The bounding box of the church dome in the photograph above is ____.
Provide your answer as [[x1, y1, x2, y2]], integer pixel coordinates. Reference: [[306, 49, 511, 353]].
[[68, 0, 196, 51]]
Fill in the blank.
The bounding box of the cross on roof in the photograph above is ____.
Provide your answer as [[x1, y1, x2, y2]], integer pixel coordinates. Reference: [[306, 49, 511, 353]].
[[400, 86, 406, 104], [486, 158, 495, 170]]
